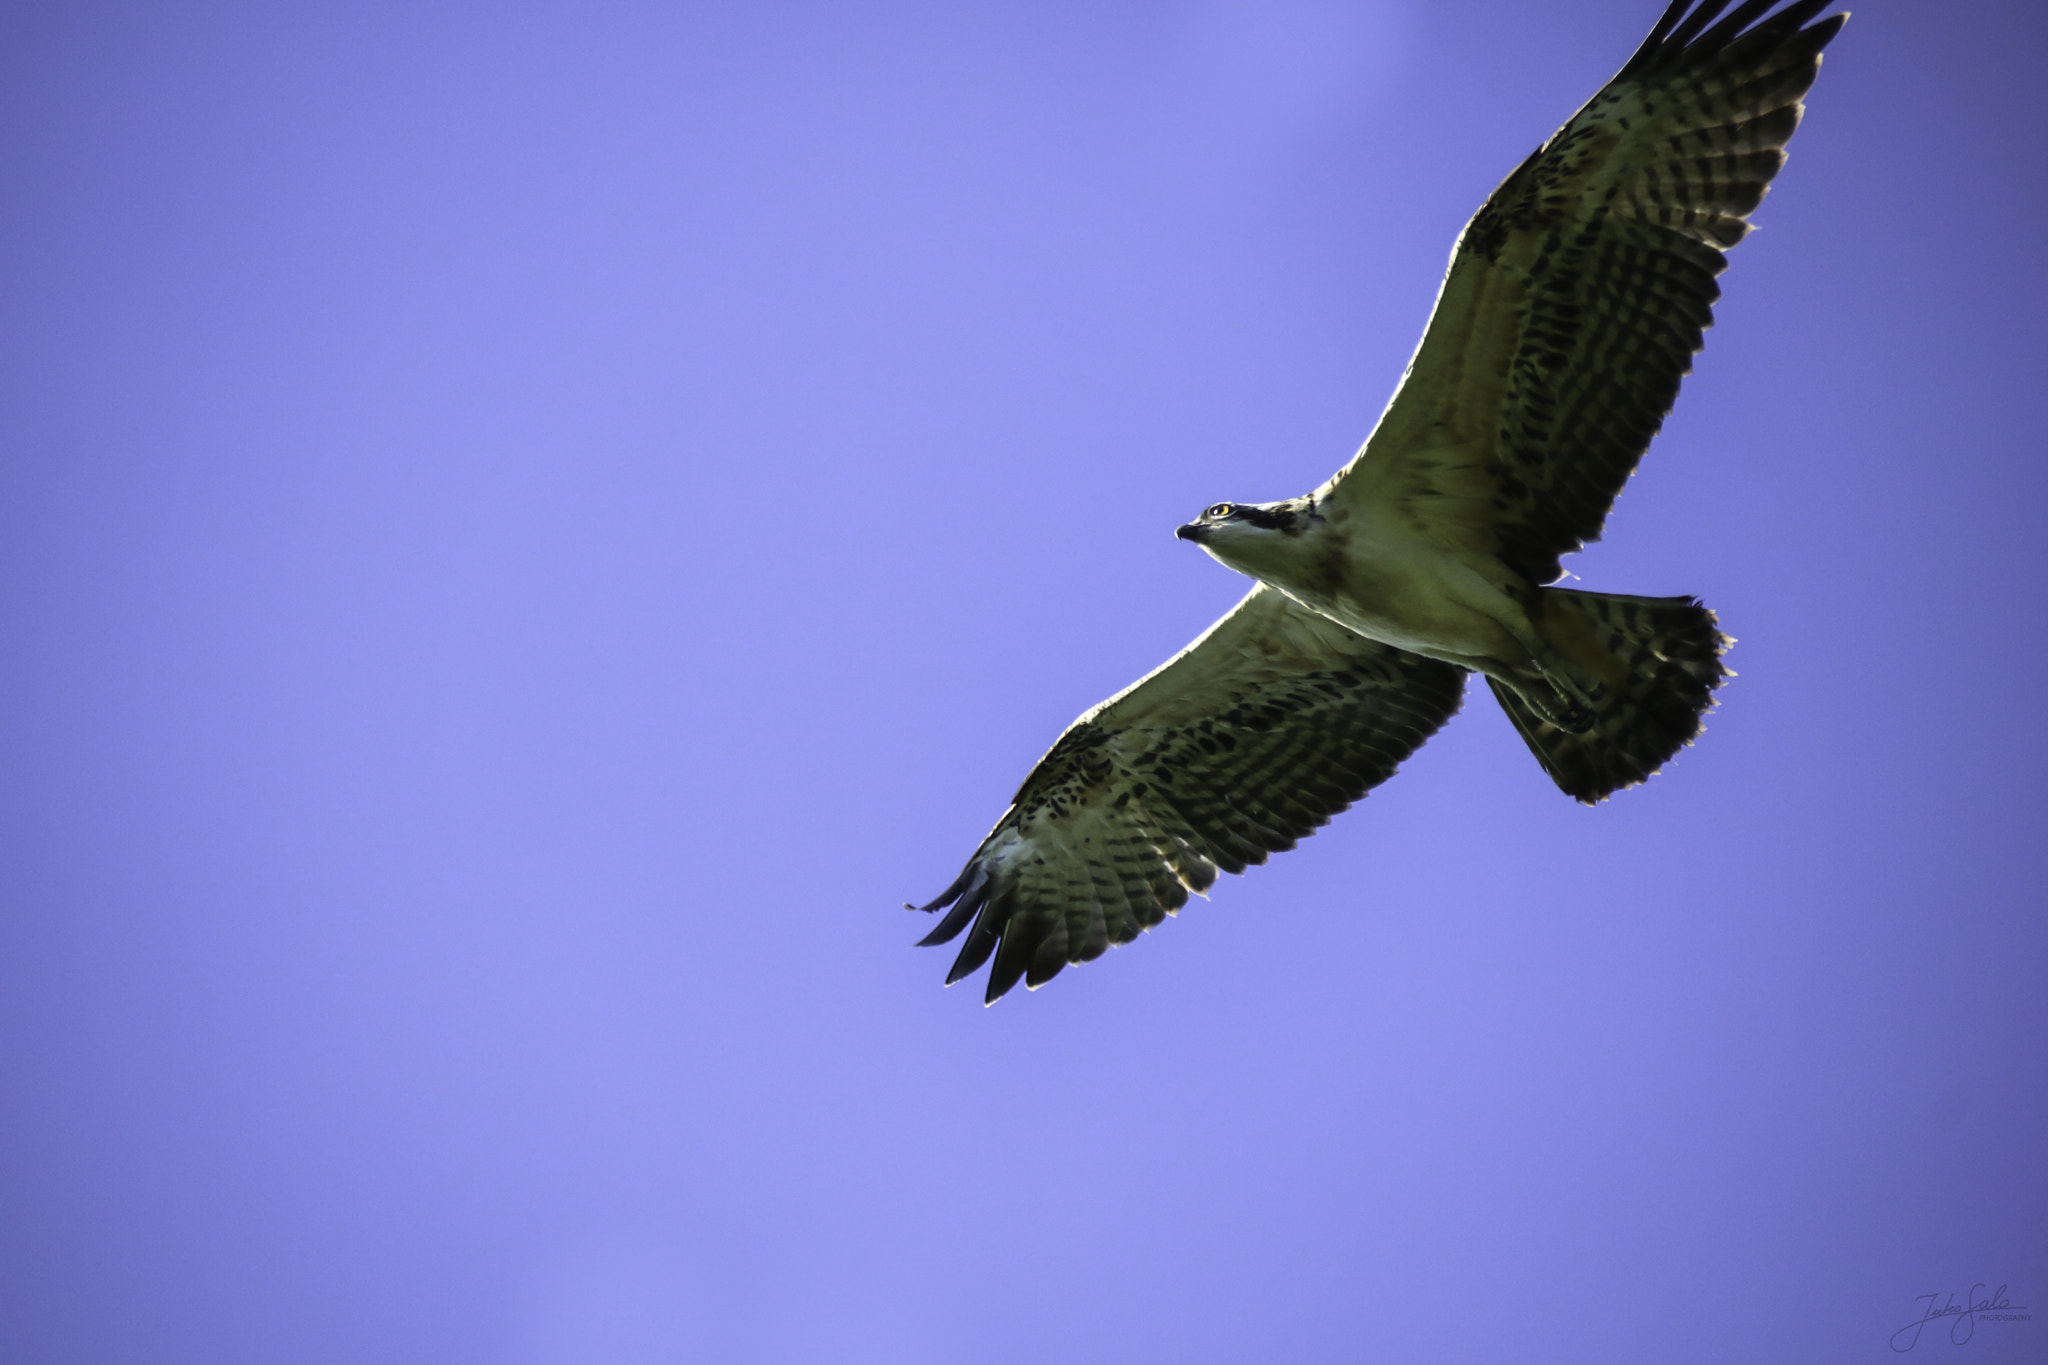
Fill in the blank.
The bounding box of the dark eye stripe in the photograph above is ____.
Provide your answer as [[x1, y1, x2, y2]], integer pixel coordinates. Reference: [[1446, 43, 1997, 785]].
[[1237, 505, 1295, 531]]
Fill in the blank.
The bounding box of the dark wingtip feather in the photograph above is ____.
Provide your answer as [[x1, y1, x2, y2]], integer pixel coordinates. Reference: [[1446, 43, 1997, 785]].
[[945, 918, 1001, 986], [1622, 0, 1844, 78], [1666, 0, 1739, 52], [1809, 10, 1849, 53], [914, 865, 989, 947], [1691, 0, 1792, 54], [939, 882, 1007, 983], [914, 904, 974, 949], [911, 862, 975, 915], [1622, 0, 1703, 75], [983, 928, 1033, 1004]]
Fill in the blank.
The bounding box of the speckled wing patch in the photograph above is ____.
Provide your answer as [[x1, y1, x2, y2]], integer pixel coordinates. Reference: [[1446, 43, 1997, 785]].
[[1341, 0, 1844, 585], [912, 586, 1466, 1004]]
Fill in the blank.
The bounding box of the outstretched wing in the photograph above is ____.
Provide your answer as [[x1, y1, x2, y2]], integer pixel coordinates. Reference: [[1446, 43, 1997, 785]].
[[1329, 0, 1846, 586], [913, 586, 1466, 1004]]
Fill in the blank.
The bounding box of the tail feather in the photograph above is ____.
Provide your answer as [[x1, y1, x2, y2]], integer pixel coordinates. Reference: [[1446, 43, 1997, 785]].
[[1492, 588, 1730, 803]]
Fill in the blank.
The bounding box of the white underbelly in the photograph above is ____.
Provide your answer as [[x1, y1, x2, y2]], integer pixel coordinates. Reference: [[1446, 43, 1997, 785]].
[[1286, 542, 1532, 668]]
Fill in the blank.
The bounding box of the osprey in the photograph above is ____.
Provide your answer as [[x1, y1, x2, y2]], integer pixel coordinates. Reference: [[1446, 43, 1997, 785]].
[[913, 0, 1844, 1003]]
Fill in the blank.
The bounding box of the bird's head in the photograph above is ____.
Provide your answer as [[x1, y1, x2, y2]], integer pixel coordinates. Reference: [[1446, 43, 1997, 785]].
[[1175, 497, 1323, 580]]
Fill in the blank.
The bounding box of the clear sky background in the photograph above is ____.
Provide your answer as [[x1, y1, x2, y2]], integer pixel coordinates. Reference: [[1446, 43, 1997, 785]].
[[2, 2, 2043, 1361]]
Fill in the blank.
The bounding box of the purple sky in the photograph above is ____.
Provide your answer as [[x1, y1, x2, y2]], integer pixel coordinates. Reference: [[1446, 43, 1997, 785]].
[[3, 2, 2043, 1361]]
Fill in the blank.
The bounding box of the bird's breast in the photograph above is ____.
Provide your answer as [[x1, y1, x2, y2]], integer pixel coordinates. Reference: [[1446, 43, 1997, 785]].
[[1274, 535, 1530, 668]]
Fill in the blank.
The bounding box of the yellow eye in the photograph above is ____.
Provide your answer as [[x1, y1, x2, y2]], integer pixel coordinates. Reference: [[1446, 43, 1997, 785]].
[[1206, 503, 1236, 519]]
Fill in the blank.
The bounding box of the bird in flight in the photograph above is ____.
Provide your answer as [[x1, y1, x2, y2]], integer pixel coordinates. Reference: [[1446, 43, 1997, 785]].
[[912, 0, 1845, 1003]]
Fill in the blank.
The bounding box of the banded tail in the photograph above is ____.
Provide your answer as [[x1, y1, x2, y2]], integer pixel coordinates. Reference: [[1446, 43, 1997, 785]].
[[1491, 588, 1730, 804]]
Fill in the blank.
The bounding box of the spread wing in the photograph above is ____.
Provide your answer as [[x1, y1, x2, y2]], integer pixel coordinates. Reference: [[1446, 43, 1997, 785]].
[[912, 586, 1466, 1004], [1328, 0, 1846, 586]]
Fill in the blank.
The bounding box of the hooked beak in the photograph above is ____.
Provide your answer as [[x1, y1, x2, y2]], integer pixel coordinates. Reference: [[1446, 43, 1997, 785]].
[[1175, 523, 1207, 543]]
